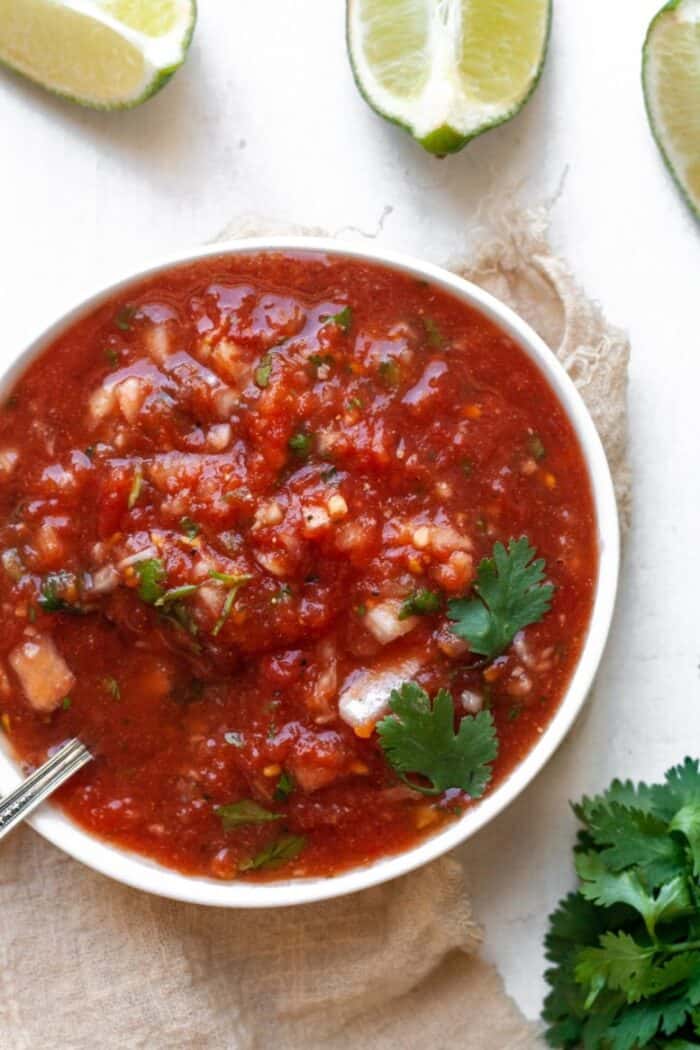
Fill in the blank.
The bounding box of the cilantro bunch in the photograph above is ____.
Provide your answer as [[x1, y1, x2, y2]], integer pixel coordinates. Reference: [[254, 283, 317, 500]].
[[544, 759, 700, 1049]]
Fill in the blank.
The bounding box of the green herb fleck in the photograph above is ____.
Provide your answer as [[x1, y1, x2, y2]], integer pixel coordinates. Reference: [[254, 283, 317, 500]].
[[61, 696, 72, 710], [217, 800, 282, 830], [103, 676, 121, 700], [355, 603, 367, 617], [255, 354, 272, 389], [288, 432, 312, 458], [399, 589, 441, 620], [114, 305, 136, 331], [423, 317, 444, 347], [155, 584, 199, 607], [377, 683, 498, 797], [38, 571, 83, 614], [447, 537, 553, 661], [104, 347, 120, 367], [209, 571, 251, 637], [239, 833, 306, 872], [323, 306, 353, 333], [309, 353, 334, 374], [271, 584, 292, 605], [347, 397, 364, 412], [379, 359, 400, 386], [127, 466, 143, 510], [528, 433, 546, 461], [134, 558, 166, 604], [27, 605, 36, 623], [179, 517, 200, 539], [274, 771, 295, 801], [507, 704, 523, 722]]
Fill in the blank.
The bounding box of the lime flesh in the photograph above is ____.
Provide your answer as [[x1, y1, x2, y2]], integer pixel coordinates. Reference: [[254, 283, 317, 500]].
[[347, 0, 552, 155], [0, 0, 196, 109], [644, 0, 700, 218]]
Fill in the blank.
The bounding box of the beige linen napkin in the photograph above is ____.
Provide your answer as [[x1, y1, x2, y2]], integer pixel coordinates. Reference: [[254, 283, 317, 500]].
[[0, 206, 630, 1050]]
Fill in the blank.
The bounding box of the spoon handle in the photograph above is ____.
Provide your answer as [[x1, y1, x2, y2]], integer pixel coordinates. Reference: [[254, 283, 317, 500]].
[[0, 738, 92, 841]]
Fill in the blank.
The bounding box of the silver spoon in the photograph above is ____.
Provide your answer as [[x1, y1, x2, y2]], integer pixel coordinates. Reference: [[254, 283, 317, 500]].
[[0, 738, 92, 841]]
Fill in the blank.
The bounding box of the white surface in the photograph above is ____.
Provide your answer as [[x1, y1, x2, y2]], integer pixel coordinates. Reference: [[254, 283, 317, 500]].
[[0, 236, 619, 909], [0, 0, 698, 1020]]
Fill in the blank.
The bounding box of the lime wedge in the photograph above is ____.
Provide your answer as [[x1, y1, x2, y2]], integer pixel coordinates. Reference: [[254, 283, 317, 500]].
[[347, 0, 552, 155], [643, 0, 700, 219], [0, 0, 196, 109]]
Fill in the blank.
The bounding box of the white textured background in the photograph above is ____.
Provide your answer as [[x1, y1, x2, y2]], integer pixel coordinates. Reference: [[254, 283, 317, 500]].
[[1, 0, 699, 1020]]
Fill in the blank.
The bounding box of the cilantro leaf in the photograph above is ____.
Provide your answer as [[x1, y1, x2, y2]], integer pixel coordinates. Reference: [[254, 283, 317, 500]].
[[239, 834, 306, 872], [575, 801, 688, 888], [134, 558, 166, 604], [447, 537, 553, 660], [575, 932, 656, 1006], [576, 852, 692, 937], [376, 682, 498, 797], [216, 801, 281, 829], [671, 804, 700, 877]]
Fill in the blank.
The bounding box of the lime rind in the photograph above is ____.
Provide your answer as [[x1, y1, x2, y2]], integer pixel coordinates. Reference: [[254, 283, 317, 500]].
[[643, 0, 700, 220], [0, 0, 196, 110], [347, 0, 552, 156]]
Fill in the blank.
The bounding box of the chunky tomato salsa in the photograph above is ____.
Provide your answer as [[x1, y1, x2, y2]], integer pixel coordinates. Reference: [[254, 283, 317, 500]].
[[0, 253, 597, 880]]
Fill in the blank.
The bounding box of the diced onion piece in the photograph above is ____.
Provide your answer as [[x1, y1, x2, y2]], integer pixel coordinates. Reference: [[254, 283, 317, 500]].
[[35, 523, 65, 567], [88, 565, 120, 595], [338, 656, 423, 732], [0, 449, 19, 479], [116, 377, 149, 424], [460, 690, 484, 714], [301, 505, 330, 538], [253, 501, 284, 529], [88, 385, 117, 425], [327, 494, 348, 520], [118, 546, 158, 569], [9, 634, 75, 713], [364, 599, 417, 645], [207, 423, 232, 451], [146, 324, 172, 365]]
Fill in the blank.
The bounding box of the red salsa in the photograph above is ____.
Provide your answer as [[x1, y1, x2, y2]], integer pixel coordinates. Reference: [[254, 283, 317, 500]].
[[0, 253, 596, 880]]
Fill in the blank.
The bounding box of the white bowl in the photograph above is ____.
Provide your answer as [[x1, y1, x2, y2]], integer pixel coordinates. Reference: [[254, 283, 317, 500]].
[[0, 238, 619, 907]]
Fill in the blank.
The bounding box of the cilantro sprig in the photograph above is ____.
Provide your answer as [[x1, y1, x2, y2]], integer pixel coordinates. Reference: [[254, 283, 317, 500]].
[[377, 683, 498, 797], [447, 537, 553, 660], [543, 758, 700, 1049]]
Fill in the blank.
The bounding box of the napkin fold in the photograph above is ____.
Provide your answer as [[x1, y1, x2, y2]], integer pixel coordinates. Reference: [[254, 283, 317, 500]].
[[0, 203, 629, 1050]]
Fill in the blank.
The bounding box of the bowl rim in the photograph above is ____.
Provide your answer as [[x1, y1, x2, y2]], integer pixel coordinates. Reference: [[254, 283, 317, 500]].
[[0, 236, 620, 907]]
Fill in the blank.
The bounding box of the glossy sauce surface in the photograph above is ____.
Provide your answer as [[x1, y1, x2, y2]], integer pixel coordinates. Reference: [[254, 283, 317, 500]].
[[0, 254, 597, 879]]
